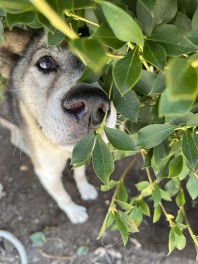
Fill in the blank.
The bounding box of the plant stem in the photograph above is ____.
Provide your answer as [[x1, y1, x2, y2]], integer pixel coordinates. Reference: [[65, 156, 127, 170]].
[[140, 150, 174, 226], [30, 0, 78, 39], [181, 206, 198, 246], [106, 52, 125, 59], [97, 155, 137, 239], [95, 112, 107, 135], [111, 155, 137, 207], [140, 150, 152, 184], [127, 42, 152, 71], [65, 11, 99, 27]]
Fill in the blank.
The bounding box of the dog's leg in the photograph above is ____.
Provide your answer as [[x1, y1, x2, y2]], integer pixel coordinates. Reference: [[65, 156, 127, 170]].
[[73, 166, 98, 200], [31, 146, 88, 224], [35, 166, 88, 224]]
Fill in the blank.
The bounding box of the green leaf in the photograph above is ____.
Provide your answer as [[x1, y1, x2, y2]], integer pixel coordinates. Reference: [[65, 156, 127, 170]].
[[153, 204, 161, 223], [136, 0, 155, 36], [101, 180, 117, 192], [134, 70, 160, 96], [178, 0, 197, 18], [159, 90, 193, 117], [182, 130, 198, 172], [100, 1, 144, 45], [175, 233, 186, 250], [187, 113, 198, 126], [168, 156, 183, 178], [175, 11, 192, 32], [152, 185, 161, 207], [176, 209, 184, 224], [141, 185, 152, 197], [153, 142, 166, 165], [71, 132, 95, 167], [6, 11, 35, 28], [173, 227, 186, 251], [78, 66, 103, 84], [124, 215, 139, 233], [114, 212, 129, 246], [0, 7, 5, 16], [178, 157, 189, 181], [37, 13, 56, 33], [168, 228, 176, 255], [160, 188, 172, 201], [47, 29, 65, 46], [104, 127, 137, 151], [30, 232, 46, 247], [138, 199, 150, 216], [192, 7, 198, 30], [0, 0, 33, 14], [50, 0, 93, 11], [71, 38, 107, 74], [149, 72, 165, 95], [113, 87, 140, 121], [117, 181, 128, 203], [116, 200, 133, 212], [143, 42, 166, 70], [137, 0, 177, 35], [138, 124, 176, 149], [165, 178, 180, 197], [113, 48, 142, 95], [187, 29, 198, 46], [169, 113, 195, 126], [131, 206, 143, 226], [148, 24, 197, 56], [27, 14, 42, 29], [186, 176, 198, 200], [113, 150, 134, 162], [92, 23, 124, 50], [135, 181, 150, 192], [98, 211, 114, 239], [166, 58, 198, 101], [176, 189, 186, 207], [142, 149, 153, 168], [92, 136, 114, 185]]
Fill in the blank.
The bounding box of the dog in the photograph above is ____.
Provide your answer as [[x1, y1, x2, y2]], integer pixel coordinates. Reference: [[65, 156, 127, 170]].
[[0, 29, 116, 224]]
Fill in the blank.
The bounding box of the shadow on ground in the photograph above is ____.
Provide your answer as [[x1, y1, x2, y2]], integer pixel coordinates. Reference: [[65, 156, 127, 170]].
[[0, 103, 197, 264]]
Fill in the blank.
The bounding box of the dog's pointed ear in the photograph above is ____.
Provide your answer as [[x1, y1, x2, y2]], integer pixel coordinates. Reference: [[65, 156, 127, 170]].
[[0, 29, 32, 79]]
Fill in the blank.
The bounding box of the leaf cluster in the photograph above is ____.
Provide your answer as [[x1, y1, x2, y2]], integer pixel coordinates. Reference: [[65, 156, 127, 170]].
[[0, 0, 198, 258]]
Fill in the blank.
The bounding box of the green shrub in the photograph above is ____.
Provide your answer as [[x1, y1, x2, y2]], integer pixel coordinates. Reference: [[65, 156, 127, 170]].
[[0, 0, 198, 258]]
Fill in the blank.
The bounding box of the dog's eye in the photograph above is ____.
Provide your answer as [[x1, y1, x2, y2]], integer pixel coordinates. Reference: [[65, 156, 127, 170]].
[[36, 56, 57, 72]]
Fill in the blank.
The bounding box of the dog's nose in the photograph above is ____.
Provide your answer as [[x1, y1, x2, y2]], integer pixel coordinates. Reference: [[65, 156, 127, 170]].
[[62, 85, 110, 126]]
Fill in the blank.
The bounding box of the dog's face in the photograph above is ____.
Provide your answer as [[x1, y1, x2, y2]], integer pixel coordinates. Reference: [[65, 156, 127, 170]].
[[0, 30, 116, 146]]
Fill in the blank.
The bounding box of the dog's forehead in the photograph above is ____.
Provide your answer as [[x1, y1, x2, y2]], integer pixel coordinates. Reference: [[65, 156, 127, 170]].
[[31, 35, 73, 61]]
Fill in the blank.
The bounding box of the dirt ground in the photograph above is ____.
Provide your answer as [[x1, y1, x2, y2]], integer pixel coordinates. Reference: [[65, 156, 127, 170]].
[[0, 102, 198, 264]]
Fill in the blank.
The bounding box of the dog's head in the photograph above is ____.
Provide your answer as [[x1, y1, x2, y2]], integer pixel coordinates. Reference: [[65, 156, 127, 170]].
[[0, 29, 116, 146]]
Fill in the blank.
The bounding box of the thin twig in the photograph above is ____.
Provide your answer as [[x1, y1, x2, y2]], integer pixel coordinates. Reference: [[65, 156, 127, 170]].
[[39, 249, 75, 260]]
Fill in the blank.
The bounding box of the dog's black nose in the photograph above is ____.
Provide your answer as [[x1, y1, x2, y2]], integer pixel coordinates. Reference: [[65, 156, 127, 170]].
[[62, 85, 110, 126]]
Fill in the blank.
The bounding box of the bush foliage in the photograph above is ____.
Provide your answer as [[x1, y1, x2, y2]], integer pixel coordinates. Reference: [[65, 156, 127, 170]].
[[0, 0, 198, 258]]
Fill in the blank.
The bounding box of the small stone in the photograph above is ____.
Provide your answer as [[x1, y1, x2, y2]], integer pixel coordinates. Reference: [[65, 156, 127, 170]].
[[19, 165, 29, 172]]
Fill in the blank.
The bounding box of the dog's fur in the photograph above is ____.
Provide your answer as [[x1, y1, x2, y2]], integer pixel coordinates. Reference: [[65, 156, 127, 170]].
[[0, 29, 116, 224]]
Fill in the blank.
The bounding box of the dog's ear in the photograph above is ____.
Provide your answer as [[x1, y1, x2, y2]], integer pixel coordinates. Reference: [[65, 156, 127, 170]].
[[0, 28, 32, 79]]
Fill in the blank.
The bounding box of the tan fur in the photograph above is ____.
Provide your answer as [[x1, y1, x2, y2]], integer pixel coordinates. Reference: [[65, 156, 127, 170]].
[[0, 29, 117, 224], [0, 29, 31, 78]]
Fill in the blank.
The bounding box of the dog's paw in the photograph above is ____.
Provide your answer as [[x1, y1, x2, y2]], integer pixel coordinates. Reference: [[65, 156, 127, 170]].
[[62, 202, 88, 224], [78, 182, 98, 201]]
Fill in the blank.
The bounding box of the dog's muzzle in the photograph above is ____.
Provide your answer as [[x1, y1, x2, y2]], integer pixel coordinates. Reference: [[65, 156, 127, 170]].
[[62, 85, 110, 127]]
